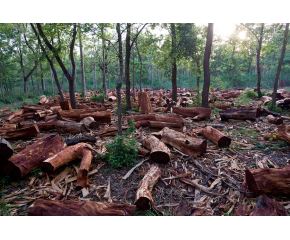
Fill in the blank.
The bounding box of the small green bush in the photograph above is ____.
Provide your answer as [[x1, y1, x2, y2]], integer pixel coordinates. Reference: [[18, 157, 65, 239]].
[[245, 90, 258, 99], [91, 93, 106, 103]]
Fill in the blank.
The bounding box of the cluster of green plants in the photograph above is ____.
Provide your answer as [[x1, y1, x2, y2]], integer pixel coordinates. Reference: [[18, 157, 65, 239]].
[[101, 120, 138, 168], [134, 206, 161, 216], [91, 93, 106, 103]]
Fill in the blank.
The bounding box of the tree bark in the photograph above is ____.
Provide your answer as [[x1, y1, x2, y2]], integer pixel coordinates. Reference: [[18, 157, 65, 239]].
[[256, 23, 264, 98], [199, 126, 231, 147], [79, 26, 86, 98], [202, 23, 214, 107], [101, 25, 107, 98], [55, 120, 89, 134], [136, 41, 142, 92], [171, 23, 177, 102], [173, 107, 211, 121], [125, 23, 132, 109], [138, 92, 153, 114], [271, 23, 289, 108]]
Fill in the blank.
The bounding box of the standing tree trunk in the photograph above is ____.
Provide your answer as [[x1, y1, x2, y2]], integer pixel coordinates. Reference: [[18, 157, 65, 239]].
[[256, 23, 264, 98], [100, 25, 107, 98], [196, 59, 201, 90], [136, 41, 142, 92], [171, 23, 177, 102], [272, 23, 289, 108], [132, 47, 135, 102], [202, 23, 214, 108], [40, 63, 45, 90], [116, 23, 124, 136], [51, 71, 54, 95], [79, 26, 86, 98], [125, 23, 132, 110]]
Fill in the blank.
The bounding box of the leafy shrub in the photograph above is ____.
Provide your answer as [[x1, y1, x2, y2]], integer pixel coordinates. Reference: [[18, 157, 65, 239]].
[[245, 90, 258, 99], [102, 120, 138, 168], [91, 93, 106, 103]]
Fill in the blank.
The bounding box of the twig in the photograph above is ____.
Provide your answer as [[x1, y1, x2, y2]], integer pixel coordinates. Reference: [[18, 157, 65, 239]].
[[122, 159, 149, 180]]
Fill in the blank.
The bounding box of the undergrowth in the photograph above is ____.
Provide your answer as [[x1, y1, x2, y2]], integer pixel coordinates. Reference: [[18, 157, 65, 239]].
[[91, 93, 106, 103]]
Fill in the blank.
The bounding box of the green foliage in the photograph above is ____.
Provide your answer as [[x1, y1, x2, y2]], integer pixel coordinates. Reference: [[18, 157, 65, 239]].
[[91, 93, 106, 103], [30, 168, 41, 177], [104, 169, 112, 175], [266, 102, 283, 113], [134, 206, 161, 216], [102, 120, 138, 168], [245, 90, 258, 99]]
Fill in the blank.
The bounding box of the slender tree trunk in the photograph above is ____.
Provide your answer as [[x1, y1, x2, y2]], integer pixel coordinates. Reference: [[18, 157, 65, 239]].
[[263, 52, 267, 77], [136, 41, 142, 92], [256, 23, 264, 98], [0, 79, 4, 97], [116, 23, 124, 136], [255, 54, 258, 73], [94, 63, 97, 90], [132, 47, 135, 101], [31, 75, 34, 88], [102, 41, 107, 97], [196, 59, 201, 90], [125, 23, 132, 109], [202, 23, 214, 108], [36, 69, 39, 92], [272, 23, 289, 108], [51, 71, 54, 95], [79, 27, 86, 98], [40, 63, 46, 91], [171, 23, 177, 102]]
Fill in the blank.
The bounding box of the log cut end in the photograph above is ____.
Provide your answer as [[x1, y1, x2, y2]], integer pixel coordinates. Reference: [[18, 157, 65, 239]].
[[218, 136, 231, 148], [134, 196, 151, 211], [150, 151, 171, 164]]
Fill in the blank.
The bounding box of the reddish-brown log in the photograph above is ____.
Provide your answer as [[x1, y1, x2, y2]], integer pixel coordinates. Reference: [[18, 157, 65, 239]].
[[55, 120, 89, 134], [33, 110, 53, 121], [79, 111, 111, 123], [245, 164, 290, 196], [7, 109, 25, 121], [76, 145, 93, 189], [6, 134, 66, 179], [199, 126, 231, 147], [80, 117, 100, 130], [154, 114, 184, 125], [59, 100, 72, 110], [27, 199, 136, 216], [153, 127, 207, 157], [44, 114, 57, 122], [65, 136, 96, 146], [36, 121, 57, 131], [138, 146, 150, 157], [0, 137, 13, 162], [134, 120, 150, 128], [219, 108, 257, 121], [138, 92, 153, 114], [127, 114, 156, 123], [264, 124, 290, 143], [4, 124, 39, 140], [261, 96, 272, 104], [134, 165, 161, 210], [173, 107, 211, 121], [143, 135, 171, 164], [0, 107, 10, 112], [9, 117, 25, 124], [213, 102, 233, 109], [38, 95, 47, 105], [266, 115, 283, 125], [149, 121, 183, 129]]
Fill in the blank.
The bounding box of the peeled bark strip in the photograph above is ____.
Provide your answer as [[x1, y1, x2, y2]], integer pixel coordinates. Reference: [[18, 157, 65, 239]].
[[143, 135, 171, 164], [134, 165, 161, 210], [75, 145, 93, 189], [199, 126, 231, 147], [138, 92, 153, 114], [59, 100, 72, 110], [65, 136, 96, 146], [266, 115, 283, 125], [0, 137, 13, 162], [27, 199, 136, 216], [4, 124, 40, 140], [80, 117, 100, 130], [80, 111, 111, 123], [264, 124, 290, 144], [245, 165, 290, 196], [7, 134, 66, 179], [55, 120, 88, 134], [173, 107, 211, 121], [219, 108, 257, 121], [153, 127, 207, 157], [7, 109, 25, 121]]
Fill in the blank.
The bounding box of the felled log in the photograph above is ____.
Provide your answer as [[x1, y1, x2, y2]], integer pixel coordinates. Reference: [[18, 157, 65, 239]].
[[261, 96, 272, 105], [1, 123, 17, 130], [55, 120, 89, 134], [173, 107, 211, 121], [154, 114, 184, 125], [6, 134, 66, 179], [245, 164, 290, 196], [235, 195, 287, 216], [65, 136, 96, 146], [0, 137, 13, 162], [127, 114, 156, 123], [0, 107, 10, 112], [220, 108, 257, 121], [152, 107, 169, 112], [153, 127, 207, 157], [143, 135, 171, 164], [59, 100, 72, 110], [149, 121, 183, 129], [266, 115, 283, 125], [213, 102, 233, 109], [80, 111, 111, 123], [80, 117, 100, 130], [256, 106, 281, 117], [138, 92, 153, 114], [108, 96, 117, 102], [138, 146, 150, 157], [76, 144, 93, 189], [134, 165, 161, 210], [57, 109, 107, 121], [277, 98, 290, 109], [33, 110, 53, 121], [22, 105, 45, 112], [7, 109, 25, 121], [199, 126, 231, 147], [27, 199, 136, 216], [9, 117, 25, 124], [44, 114, 57, 122], [134, 120, 150, 128], [264, 124, 290, 143], [36, 121, 57, 131], [4, 124, 40, 140], [38, 95, 47, 105]]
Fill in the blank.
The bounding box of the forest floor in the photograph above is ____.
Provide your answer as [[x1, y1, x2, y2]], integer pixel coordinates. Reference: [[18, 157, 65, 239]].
[[1, 92, 290, 216]]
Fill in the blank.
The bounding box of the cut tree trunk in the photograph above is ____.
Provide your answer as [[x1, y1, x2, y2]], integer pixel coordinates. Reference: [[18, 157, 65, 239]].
[[152, 127, 207, 157], [76, 144, 92, 189], [127, 114, 156, 123], [44, 114, 57, 122], [138, 92, 153, 114], [4, 124, 40, 140], [55, 120, 89, 134], [7, 109, 25, 121], [27, 199, 136, 216], [264, 124, 290, 143], [143, 135, 171, 164], [59, 100, 72, 110], [33, 110, 53, 121], [6, 134, 66, 179], [36, 121, 57, 131], [134, 165, 161, 210], [0, 137, 13, 162], [38, 95, 47, 105], [65, 136, 96, 146], [245, 164, 290, 196], [138, 146, 150, 157], [80, 117, 100, 130], [219, 108, 257, 121], [149, 121, 183, 129], [173, 107, 211, 121], [79, 111, 111, 123], [57, 109, 107, 121], [199, 126, 231, 147], [266, 115, 283, 125], [134, 120, 150, 128]]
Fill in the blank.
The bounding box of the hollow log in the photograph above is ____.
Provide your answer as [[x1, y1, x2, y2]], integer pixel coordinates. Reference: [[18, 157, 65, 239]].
[[143, 135, 171, 164], [0, 137, 13, 162], [245, 165, 290, 196], [27, 199, 136, 216], [199, 126, 231, 147], [76, 145, 93, 189], [80, 117, 100, 130], [7, 109, 25, 121], [65, 136, 96, 146], [266, 115, 283, 125], [79, 111, 111, 123], [219, 108, 257, 121], [152, 127, 207, 157], [264, 124, 290, 143], [138, 92, 153, 114], [55, 120, 89, 134], [4, 124, 40, 140], [134, 120, 150, 128], [134, 165, 161, 210], [6, 134, 66, 179], [138, 146, 150, 157], [108, 96, 117, 102], [173, 107, 211, 121], [149, 121, 183, 129], [59, 100, 72, 110]]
